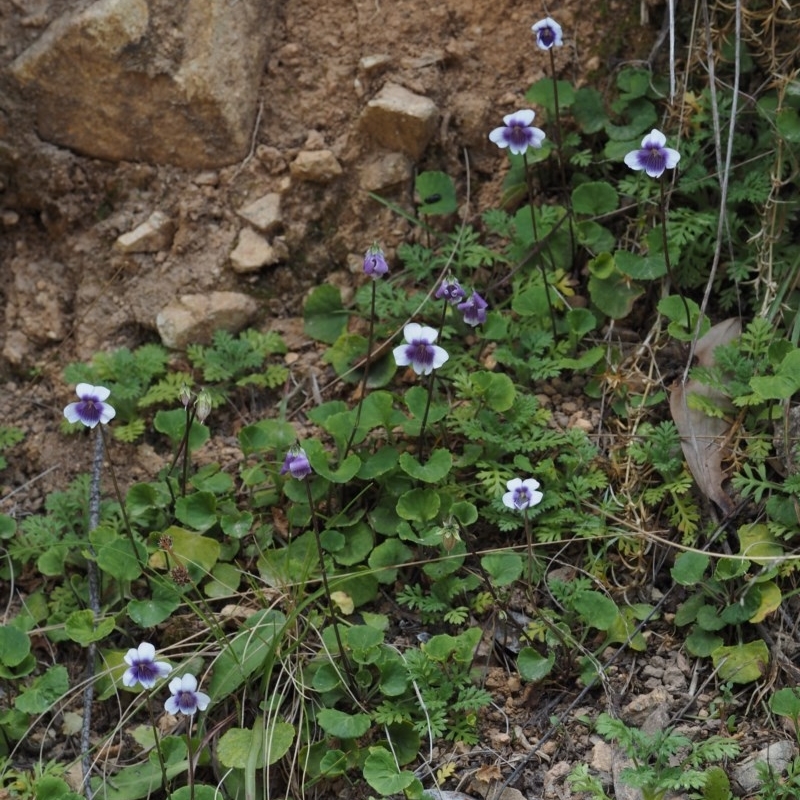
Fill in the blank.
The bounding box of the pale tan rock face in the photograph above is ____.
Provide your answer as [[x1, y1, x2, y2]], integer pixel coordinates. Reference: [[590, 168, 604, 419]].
[[10, 0, 272, 168]]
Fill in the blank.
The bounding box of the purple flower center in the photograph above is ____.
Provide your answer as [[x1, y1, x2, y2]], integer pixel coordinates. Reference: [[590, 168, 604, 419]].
[[513, 487, 532, 509], [538, 27, 555, 47], [406, 341, 434, 368], [78, 398, 102, 424], [508, 124, 530, 149], [642, 146, 666, 172], [175, 690, 197, 714], [131, 659, 159, 683]]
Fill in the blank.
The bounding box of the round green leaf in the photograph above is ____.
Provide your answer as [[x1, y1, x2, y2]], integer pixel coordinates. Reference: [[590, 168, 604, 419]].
[[571, 181, 619, 216], [517, 647, 555, 682], [316, 708, 371, 739], [398, 449, 452, 482], [712, 639, 769, 684], [0, 626, 30, 668], [363, 747, 416, 795], [481, 552, 523, 587], [396, 488, 440, 522]]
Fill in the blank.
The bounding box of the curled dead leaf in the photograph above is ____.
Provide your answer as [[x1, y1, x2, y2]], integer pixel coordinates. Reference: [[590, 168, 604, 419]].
[[670, 318, 742, 515]]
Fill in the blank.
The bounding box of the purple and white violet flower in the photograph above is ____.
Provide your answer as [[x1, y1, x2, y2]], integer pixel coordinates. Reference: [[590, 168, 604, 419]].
[[122, 642, 172, 689], [164, 674, 210, 717], [532, 17, 563, 50], [363, 243, 389, 279], [502, 478, 544, 512], [435, 276, 467, 304], [489, 110, 546, 156], [280, 445, 313, 480], [623, 129, 681, 179], [393, 323, 449, 376], [458, 292, 489, 327], [63, 383, 116, 429]]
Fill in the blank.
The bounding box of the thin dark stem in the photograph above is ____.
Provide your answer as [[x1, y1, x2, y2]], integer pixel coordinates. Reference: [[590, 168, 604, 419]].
[[659, 177, 692, 329], [523, 507, 534, 586], [81, 430, 104, 799], [186, 716, 195, 800], [548, 49, 575, 257], [304, 479, 356, 693], [522, 152, 558, 339], [147, 694, 170, 793], [344, 280, 377, 459], [99, 424, 146, 572], [416, 372, 437, 461]]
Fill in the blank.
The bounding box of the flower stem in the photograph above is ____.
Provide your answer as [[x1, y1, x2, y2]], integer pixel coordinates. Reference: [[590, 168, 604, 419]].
[[98, 425, 146, 573], [522, 152, 558, 339], [344, 280, 377, 459], [417, 371, 437, 462], [548, 49, 575, 257], [523, 507, 534, 585], [304, 479, 356, 694], [186, 716, 195, 800], [659, 177, 691, 330], [147, 692, 171, 794]]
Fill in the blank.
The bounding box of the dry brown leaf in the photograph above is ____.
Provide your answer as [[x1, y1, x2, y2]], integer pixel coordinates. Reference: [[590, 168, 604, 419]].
[[670, 318, 741, 515]]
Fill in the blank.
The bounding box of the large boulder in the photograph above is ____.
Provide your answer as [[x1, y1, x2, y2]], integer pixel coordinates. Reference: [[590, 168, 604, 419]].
[[9, 0, 273, 168]]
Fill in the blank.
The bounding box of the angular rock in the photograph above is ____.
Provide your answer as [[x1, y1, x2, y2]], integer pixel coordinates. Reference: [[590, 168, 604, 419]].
[[114, 211, 174, 254], [290, 150, 342, 183], [733, 741, 796, 793], [359, 152, 412, 192], [360, 83, 439, 159], [10, 0, 271, 168], [230, 228, 283, 273], [156, 291, 259, 349], [236, 193, 283, 234]]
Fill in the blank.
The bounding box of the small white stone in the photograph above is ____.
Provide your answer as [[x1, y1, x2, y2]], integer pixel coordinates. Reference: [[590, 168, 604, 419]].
[[236, 193, 283, 233], [114, 211, 174, 254]]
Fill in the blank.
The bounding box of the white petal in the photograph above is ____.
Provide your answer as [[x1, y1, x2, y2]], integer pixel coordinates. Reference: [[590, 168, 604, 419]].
[[75, 383, 94, 398], [403, 322, 423, 343], [195, 691, 211, 711], [521, 479, 540, 493], [393, 345, 411, 366], [489, 127, 509, 146], [137, 642, 156, 660], [505, 109, 535, 126], [624, 150, 643, 170], [63, 403, 81, 423], [506, 478, 523, 492], [92, 385, 111, 401], [417, 325, 438, 343], [122, 668, 137, 687], [529, 127, 546, 148], [164, 697, 180, 715], [431, 345, 449, 369], [181, 674, 198, 692], [664, 147, 681, 168], [99, 404, 116, 424], [642, 129, 666, 148], [501, 491, 516, 510], [168, 676, 182, 694]]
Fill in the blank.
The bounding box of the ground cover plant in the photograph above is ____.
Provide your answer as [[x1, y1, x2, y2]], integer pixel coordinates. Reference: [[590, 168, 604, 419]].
[[1, 3, 800, 800]]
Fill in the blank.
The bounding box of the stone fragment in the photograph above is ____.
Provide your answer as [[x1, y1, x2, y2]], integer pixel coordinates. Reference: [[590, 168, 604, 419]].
[[359, 153, 412, 192], [236, 193, 283, 234], [229, 228, 284, 273], [156, 291, 259, 349], [359, 54, 392, 75], [290, 150, 343, 183], [733, 741, 796, 793], [10, 0, 270, 168], [360, 83, 439, 159], [114, 211, 174, 254]]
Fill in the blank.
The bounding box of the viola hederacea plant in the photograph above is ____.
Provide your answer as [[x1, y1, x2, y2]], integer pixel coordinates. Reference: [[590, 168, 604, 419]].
[[624, 129, 681, 179], [624, 129, 690, 330], [503, 478, 544, 584], [345, 242, 389, 459], [489, 108, 557, 337], [63, 383, 116, 428], [280, 444, 313, 480], [488, 109, 546, 156], [164, 674, 210, 716], [393, 322, 449, 377], [122, 642, 172, 689], [458, 292, 489, 327], [531, 17, 563, 50], [502, 478, 544, 512], [435, 275, 467, 304]]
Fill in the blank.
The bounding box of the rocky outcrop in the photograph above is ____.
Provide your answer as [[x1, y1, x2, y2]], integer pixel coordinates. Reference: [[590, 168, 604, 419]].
[[9, 0, 273, 168]]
